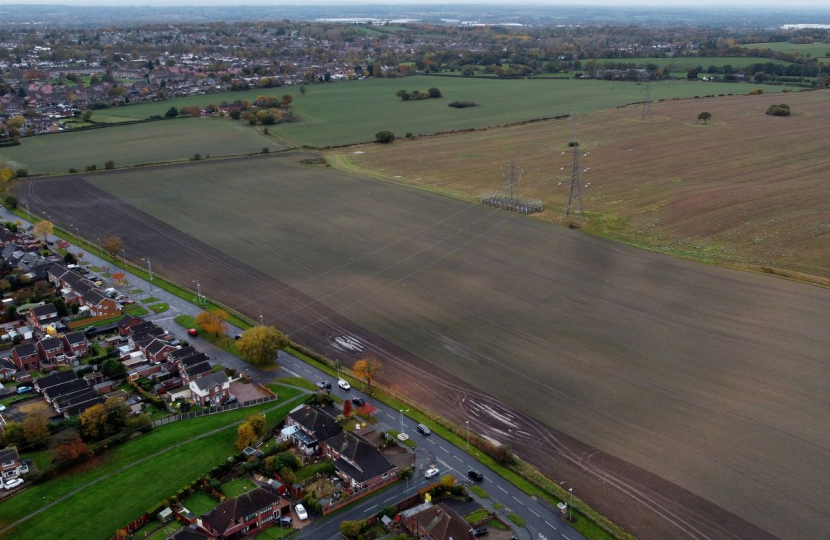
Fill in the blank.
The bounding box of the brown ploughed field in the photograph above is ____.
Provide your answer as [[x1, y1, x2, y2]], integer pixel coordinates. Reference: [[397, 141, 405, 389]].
[[333, 89, 830, 281], [16, 141, 830, 540]]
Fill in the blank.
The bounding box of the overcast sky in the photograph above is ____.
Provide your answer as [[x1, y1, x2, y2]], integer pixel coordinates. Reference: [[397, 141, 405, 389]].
[[0, 0, 829, 8]]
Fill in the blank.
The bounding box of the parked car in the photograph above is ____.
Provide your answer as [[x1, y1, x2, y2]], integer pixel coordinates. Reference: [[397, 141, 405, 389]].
[[351, 397, 365, 407], [234, 334, 242, 340], [338, 379, 351, 391], [317, 381, 332, 390], [425, 468, 440, 479], [224, 397, 238, 405], [0, 404, 5, 412], [3, 478, 23, 490], [277, 516, 292, 527], [472, 526, 489, 537], [16, 386, 32, 395], [295, 504, 308, 521], [416, 423, 431, 436], [187, 329, 198, 336], [468, 469, 484, 481]]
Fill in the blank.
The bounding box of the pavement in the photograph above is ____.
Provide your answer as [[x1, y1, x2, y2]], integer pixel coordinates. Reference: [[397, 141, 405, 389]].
[[2, 207, 587, 540]]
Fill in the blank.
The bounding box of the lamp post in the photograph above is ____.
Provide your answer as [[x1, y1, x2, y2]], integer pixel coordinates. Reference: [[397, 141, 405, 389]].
[[569, 488, 573, 522], [258, 309, 264, 325], [24, 202, 30, 221], [399, 408, 409, 436], [96, 237, 103, 258], [70, 224, 80, 246], [465, 420, 470, 450], [121, 248, 127, 270], [142, 258, 153, 294], [192, 279, 203, 306]]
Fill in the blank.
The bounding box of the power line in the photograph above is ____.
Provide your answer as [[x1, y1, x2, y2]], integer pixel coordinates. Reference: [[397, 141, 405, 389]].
[[642, 75, 652, 119], [565, 113, 584, 217]]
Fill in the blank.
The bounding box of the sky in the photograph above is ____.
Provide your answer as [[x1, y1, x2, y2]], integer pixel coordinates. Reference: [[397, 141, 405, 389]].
[[0, 0, 828, 7]]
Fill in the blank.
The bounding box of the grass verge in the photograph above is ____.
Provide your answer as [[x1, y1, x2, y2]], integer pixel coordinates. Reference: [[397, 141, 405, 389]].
[[269, 377, 318, 392], [469, 484, 489, 498], [507, 512, 526, 527]]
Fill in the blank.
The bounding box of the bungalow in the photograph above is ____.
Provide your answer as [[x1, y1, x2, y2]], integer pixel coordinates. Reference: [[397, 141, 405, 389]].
[[62, 330, 91, 357], [29, 303, 59, 331], [189, 371, 231, 406], [401, 501, 476, 540], [37, 336, 66, 368], [322, 431, 397, 490], [12, 343, 39, 372], [285, 404, 341, 455], [34, 370, 77, 393], [198, 485, 289, 540], [0, 447, 28, 484], [43, 378, 88, 404]]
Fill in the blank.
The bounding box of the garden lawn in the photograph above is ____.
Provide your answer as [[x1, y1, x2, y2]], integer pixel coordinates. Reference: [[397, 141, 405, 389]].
[[222, 477, 257, 498], [0, 397, 303, 540], [0, 117, 282, 175], [181, 492, 218, 516]]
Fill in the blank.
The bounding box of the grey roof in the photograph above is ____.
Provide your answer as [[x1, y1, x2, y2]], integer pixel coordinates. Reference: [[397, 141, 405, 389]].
[[325, 431, 396, 483], [35, 370, 77, 390], [63, 330, 88, 345], [0, 446, 20, 464], [31, 303, 58, 317], [288, 405, 342, 442], [39, 337, 62, 351], [13, 343, 37, 358], [44, 378, 88, 400], [191, 370, 228, 392], [201, 486, 282, 534], [183, 360, 212, 379]]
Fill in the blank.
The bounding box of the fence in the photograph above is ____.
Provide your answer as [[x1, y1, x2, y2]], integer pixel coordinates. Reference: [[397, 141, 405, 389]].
[[480, 192, 543, 214], [151, 395, 277, 427]]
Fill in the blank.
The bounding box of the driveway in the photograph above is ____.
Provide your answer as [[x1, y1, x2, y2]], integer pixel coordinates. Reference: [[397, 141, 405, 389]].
[[229, 381, 268, 402]]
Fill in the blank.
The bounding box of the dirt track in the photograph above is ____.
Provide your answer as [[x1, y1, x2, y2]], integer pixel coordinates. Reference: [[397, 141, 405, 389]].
[[17, 156, 830, 540]]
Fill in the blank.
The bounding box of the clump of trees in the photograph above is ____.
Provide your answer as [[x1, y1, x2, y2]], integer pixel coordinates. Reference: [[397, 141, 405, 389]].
[[196, 308, 228, 336], [697, 111, 712, 124], [766, 103, 791, 116], [375, 131, 395, 144], [235, 412, 266, 450], [448, 100, 478, 108], [354, 357, 382, 390], [395, 87, 442, 101]]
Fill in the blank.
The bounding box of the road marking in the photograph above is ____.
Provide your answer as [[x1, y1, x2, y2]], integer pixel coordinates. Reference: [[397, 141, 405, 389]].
[[497, 485, 508, 493], [562, 535, 570, 540], [426, 438, 436, 445], [439, 446, 450, 453], [302, 368, 312, 373], [364, 505, 377, 513], [530, 508, 540, 517], [512, 495, 524, 505], [545, 520, 557, 531], [453, 455, 463, 462], [385, 412, 395, 419], [383, 495, 397, 503]]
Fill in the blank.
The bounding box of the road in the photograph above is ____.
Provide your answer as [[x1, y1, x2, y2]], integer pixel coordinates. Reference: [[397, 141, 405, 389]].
[[2, 207, 587, 540]]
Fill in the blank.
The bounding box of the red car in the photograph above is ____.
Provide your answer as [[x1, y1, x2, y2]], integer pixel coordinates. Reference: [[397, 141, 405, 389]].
[[187, 328, 198, 336]]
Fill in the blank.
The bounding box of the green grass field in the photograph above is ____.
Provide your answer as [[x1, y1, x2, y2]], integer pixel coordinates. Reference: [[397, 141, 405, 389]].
[[591, 56, 795, 69], [742, 41, 830, 56], [0, 117, 281, 174], [0, 392, 303, 540], [49, 76, 786, 148]]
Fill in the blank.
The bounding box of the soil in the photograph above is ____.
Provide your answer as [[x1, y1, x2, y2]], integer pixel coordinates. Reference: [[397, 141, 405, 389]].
[[15, 173, 803, 540]]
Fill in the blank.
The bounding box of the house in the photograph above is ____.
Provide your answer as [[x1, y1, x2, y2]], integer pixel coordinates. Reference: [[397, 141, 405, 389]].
[[62, 331, 91, 357], [322, 431, 397, 490], [12, 343, 39, 372], [0, 358, 17, 381], [47, 264, 120, 317], [29, 303, 59, 330], [0, 447, 28, 484], [402, 501, 476, 540], [181, 360, 213, 384], [141, 338, 176, 364], [188, 371, 231, 406], [37, 336, 66, 368], [170, 527, 213, 540], [117, 314, 146, 336], [43, 378, 88, 404], [285, 404, 342, 455], [34, 369, 77, 393], [198, 485, 289, 539]]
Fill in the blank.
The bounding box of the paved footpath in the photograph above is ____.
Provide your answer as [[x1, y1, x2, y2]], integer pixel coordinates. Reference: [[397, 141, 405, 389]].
[[2, 208, 588, 540]]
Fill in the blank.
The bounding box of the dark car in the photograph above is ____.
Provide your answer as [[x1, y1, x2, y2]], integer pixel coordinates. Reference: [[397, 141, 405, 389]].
[[468, 469, 484, 481], [277, 516, 292, 527], [472, 526, 488, 537], [317, 381, 332, 390], [234, 334, 242, 340], [351, 397, 365, 407]]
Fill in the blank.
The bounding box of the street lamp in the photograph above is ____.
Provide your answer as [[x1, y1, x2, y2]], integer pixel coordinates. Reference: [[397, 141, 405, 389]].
[[568, 488, 573, 522], [399, 408, 409, 436], [465, 420, 470, 450], [96, 237, 103, 258], [192, 279, 203, 306], [142, 257, 153, 294], [121, 248, 127, 270], [24, 202, 30, 221], [258, 309, 264, 325], [70, 224, 80, 246]]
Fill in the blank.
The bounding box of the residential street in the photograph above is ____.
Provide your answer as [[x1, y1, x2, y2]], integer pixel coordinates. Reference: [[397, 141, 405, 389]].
[[2, 207, 587, 540]]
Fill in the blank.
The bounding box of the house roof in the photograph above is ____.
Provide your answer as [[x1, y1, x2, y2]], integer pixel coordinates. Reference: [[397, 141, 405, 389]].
[[169, 346, 197, 360], [39, 337, 62, 351], [179, 352, 209, 368], [0, 446, 19, 463], [201, 485, 282, 534], [117, 314, 143, 329], [0, 358, 18, 372], [44, 378, 88, 400], [325, 431, 396, 483], [191, 370, 228, 392], [143, 338, 172, 355], [183, 360, 212, 379], [409, 502, 476, 540], [31, 303, 58, 317], [13, 343, 37, 358], [63, 331, 88, 345], [128, 321, 155, 336], [35, 370, 77, 390], [288, 405, 341, 442], [62, 396, 105, 417]]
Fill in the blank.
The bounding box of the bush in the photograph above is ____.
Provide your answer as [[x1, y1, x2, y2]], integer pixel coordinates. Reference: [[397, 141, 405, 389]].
[[68, 168, 78, 173], [748, 88, 764, 95], [766, 103, 791, 116], [375, 131, 395, 144], [15, 168, 28, 178], [428, 87, 442, 98], [448, 101, 478, 108], [104, 160, 115, 170], [3, 195, 18, 208], [85, 164, 97, 172]]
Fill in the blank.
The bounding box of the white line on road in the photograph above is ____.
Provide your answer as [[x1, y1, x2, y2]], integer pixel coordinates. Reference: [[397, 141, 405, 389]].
[[530, 508, 540, 517], [385, 413, 395, 419], [562, 535, 571, 540], [383, 495, 397, 503], [426, 438, 436, 445], [302, 368, 312, 373], [497, 485, 508, 493], [545, 520, 557, 531], [439, 446, 450, 453], [364, 505, 377, 513], [512, 495, 524, 505], [453, 455, 463, 462]]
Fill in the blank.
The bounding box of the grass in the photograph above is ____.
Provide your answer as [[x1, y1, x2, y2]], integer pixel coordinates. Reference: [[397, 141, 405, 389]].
[[0, 396, 304, 540], [741, 41, 830, 56], [256, 527, 295, 540], [142, 297, 161, 304], [386, 430, 416, 449], [28, 77, 788, 149], [464, 508, 490, 524], [493, 503, 504, 510], [469, 484, 489, 498], [590, 56, 795, 69], [181, 491, 217, 515], [294, 462, 335, 483], [270, 376, 317, 391], [20, 449, 53, 472], [507, 512, 526, 527], [147, 302, 169, 313], [173, 314, 246, 360], [0, 117, 283, 175], [222, 477, 257, 498]]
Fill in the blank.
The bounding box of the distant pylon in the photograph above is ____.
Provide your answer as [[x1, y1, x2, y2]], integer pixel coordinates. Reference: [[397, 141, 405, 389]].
[[503, 160, 522, 199], [642, 76, 652, 118], [565, 113, 584, 217], [667, 55, 676, 87]]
